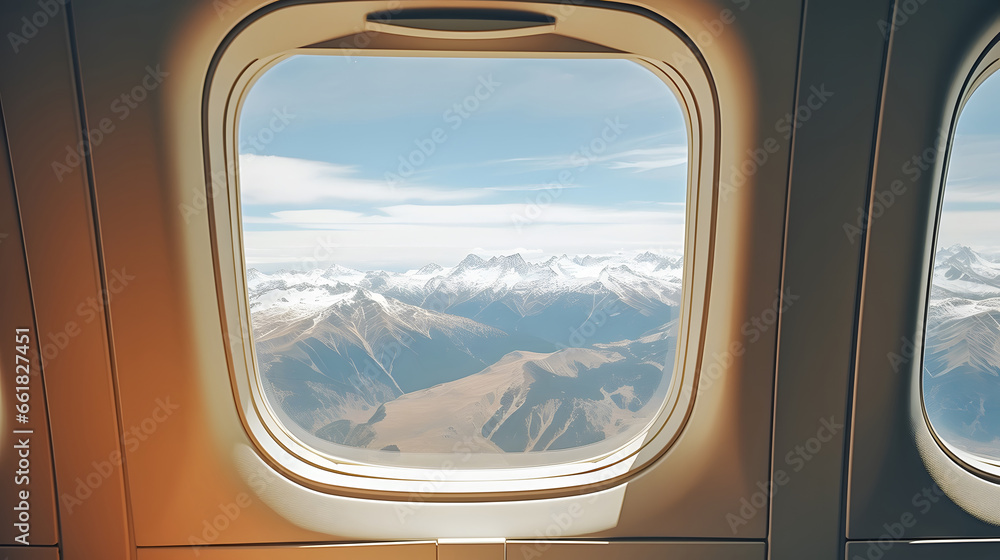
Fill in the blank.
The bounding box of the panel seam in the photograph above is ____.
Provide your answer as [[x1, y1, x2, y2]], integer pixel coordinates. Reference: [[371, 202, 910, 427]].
[[64, 1, 138, 557], [840, 0, 899, 555]]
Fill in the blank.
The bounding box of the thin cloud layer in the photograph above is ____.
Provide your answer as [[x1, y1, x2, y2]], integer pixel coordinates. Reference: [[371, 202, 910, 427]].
[[269, 204, 683, 228], [607, 146, 689, 172], [243, 222, 685, 271], [239, 154, 486, 205], [238, 56, 690, 271]]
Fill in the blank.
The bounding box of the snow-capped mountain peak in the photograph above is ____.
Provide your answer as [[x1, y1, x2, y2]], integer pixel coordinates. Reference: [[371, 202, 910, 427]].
[[456, 254, 487, 269], [248, 252, 684, 318], [486, 253, 530, 274], [415, 263, 443, 275]]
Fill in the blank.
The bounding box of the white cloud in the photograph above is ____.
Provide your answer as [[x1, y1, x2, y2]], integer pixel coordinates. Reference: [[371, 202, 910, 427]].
[[243, 221, 685, 272], [932, 135, 1000, 253], [942, 135, 1000, 203], [470, 247, 545, 255], [238, 154, 486, 205], [483, 185, 584, 192], [265, 203, 683, 228], [938, 210, 1000, 254], [243, 203, 686, 270], [487, 144, 687, 174], [941, 182, 1000, 204], [606, 146, 688, 172]]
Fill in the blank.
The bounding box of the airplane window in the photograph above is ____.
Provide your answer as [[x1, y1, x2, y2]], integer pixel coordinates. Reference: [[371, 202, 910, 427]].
[[924, 70, 1000, 467], [237, 55, 686, 465]]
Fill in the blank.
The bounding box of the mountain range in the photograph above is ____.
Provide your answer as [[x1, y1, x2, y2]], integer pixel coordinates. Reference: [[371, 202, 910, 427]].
[[248, 252, 681, 454], [925, 245, 1000, 460], [247, 245, 1000, 460]]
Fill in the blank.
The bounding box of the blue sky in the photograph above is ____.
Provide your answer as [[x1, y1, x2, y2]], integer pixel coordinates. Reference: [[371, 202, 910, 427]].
[[238, 56, 687, 272], [938, 71, 1000, 254]]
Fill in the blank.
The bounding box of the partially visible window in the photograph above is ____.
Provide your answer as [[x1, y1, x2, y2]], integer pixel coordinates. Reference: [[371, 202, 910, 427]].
[[924, 70, 1000, 465], [238, 56, 687, 464]]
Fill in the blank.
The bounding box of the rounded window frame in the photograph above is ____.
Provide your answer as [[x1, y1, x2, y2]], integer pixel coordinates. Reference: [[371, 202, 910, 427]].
[[204, 0, 720, 500], [920, 47, 1000, 484]]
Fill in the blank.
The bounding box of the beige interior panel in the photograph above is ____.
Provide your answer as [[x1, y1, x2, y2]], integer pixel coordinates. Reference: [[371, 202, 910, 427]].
[[506, 540, 766, 560], [59, 0, 798, 547], [137, 542, 437, 560]]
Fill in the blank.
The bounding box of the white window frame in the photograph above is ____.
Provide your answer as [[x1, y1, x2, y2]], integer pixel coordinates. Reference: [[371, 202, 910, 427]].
[[921, 54, 1000, 484], [204, 0, 719, 500]]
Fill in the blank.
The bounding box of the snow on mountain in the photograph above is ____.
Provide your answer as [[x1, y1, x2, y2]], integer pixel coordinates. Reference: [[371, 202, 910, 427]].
[[254, 286, 558, 431], [415, 263, 443, 275], [927, 245, 1000, 326], [927, 297, 1000, 325], [932, 244, 1000, 300], [424, 252, 557, 295], [246, 267, 266, 288], [926, 306, 1000, 379], [924, 304, 1000, 450], [926, 246, 1000, 372], [247, 252, 681, 451], [599, 264, 680, 316], [248, 252, 683, 317], [320, 264, 366, 283], [924, 245, 1000, 456]]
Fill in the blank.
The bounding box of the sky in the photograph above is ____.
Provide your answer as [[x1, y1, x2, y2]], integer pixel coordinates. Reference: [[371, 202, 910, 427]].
[[238, 55, 687, 272], [937, 71, 1000, 255]]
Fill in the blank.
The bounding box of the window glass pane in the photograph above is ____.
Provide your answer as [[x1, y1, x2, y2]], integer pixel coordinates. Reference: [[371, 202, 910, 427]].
[[925, 70, 1000, 464], [238, 56, 686, 464]]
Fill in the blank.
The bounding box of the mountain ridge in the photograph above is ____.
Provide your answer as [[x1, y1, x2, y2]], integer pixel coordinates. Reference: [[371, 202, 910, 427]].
[[247, 252, 681, 453]]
